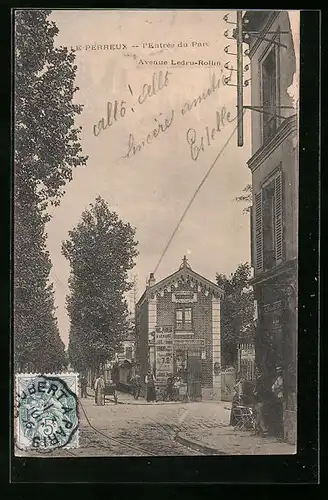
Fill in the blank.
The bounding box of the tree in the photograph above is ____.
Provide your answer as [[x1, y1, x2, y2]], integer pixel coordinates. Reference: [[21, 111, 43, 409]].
[[62, 197, 139, 373], [14, 10, 87, 371], [234, 184, 252, 214], [14, 192, 67, 372], [15, 10, 88, 208], [216, 263, 255, 367]]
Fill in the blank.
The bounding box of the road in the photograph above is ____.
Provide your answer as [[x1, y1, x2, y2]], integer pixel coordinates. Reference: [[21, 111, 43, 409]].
[[76, 396, 231, 457], [16, 394, 232, 457]]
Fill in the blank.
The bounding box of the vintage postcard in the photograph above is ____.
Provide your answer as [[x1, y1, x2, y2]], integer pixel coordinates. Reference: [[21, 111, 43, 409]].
[[13, 9, 299, 458]]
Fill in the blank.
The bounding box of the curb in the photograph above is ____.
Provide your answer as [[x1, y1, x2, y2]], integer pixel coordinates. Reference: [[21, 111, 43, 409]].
[[85, 393, 187, 406], [175, 432, 226, 455], [119, 400, 192, 406]]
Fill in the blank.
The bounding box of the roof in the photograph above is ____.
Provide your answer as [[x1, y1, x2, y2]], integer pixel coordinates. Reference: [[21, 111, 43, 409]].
[[136, 256, 224, 307], [242, 10, 276, 32]]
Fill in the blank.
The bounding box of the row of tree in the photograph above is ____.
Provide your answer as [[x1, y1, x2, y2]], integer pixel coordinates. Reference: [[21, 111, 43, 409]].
[[14, 10, 139, 374], [14, 10, 87, 372], [62, 197, 138, 374]]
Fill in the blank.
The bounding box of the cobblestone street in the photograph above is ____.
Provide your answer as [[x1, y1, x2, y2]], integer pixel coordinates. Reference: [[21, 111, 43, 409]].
[[72, 394, 231, 457], [15, 392, 295, 458]]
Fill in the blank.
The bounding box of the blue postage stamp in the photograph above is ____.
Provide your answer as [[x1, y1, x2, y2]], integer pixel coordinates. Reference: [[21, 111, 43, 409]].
[[15, 373, 79, 452]]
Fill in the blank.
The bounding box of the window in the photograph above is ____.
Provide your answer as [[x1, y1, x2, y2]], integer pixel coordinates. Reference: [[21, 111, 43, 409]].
[[262, 48, 277, 142], [262, 179, 276, 270], [254, 170, 283, 273], [176, 307, 193, 331]]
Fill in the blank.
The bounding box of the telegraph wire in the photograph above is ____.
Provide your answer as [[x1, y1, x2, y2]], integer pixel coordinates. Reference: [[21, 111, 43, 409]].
[[153, 110, 246, 276]]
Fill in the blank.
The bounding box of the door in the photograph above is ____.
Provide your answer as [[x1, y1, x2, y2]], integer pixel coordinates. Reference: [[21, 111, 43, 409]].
[[187, 352, 202, 401]]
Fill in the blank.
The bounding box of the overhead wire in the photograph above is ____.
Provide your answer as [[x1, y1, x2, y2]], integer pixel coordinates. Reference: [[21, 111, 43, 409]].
[[153, 111, 245, 275]]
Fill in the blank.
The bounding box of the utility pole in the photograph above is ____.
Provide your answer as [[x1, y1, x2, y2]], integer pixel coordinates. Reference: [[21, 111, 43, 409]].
[[236, 10, 244, 147]]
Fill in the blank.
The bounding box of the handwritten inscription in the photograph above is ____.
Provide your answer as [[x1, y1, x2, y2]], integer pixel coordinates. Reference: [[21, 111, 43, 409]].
[[138, 70, 171, 105], [181, 70, 232, 116], [93, 71, 172, 138], [122, 70, 233, 160], [93, 100, 127, 137], [123, 110, 175, 159], [186, 107, 236, 161]]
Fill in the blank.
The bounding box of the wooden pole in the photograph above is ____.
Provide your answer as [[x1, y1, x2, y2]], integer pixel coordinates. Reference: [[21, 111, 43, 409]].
[[237, 10, 244, 147]]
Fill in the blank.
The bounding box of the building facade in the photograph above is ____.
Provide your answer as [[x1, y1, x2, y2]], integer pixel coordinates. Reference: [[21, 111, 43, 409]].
[[135, 257, 224, 401], [243, 11, 298, 443]]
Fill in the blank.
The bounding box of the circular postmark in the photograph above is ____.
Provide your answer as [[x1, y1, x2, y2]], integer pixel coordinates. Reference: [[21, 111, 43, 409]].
[[16, 375, 79, 451]]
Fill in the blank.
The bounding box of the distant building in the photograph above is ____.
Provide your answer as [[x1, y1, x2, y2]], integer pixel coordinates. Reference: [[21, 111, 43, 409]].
[[109, 331, 136, 388], [135, 257, 224, 401], [117, 334, 135, 364], [243, 10, 298, 443]]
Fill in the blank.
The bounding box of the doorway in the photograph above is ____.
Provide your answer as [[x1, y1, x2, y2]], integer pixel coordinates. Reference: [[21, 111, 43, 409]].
[[187, 351, 202, 401]]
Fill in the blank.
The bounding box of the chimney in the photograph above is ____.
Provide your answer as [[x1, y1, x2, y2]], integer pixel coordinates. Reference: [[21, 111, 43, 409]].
[[148, 272, 156, 287]]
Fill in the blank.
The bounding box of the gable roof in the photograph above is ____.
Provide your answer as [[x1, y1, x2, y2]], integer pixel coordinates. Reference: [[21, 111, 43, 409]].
[[136, 257, 224, 307]]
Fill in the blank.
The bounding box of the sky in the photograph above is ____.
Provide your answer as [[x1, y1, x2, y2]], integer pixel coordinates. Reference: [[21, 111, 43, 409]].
[[46, 10, 254, 347]]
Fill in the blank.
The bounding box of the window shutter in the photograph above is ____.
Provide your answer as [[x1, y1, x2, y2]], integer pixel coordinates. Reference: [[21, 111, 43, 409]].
[[250, 205, 254, 268], [255, 191, 263, 272], [274, 171, 283, 263]]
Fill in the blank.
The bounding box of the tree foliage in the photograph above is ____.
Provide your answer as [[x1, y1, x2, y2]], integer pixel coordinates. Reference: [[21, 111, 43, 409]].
[[15, 9, 88, 208], [14, 10, 87, 371], [216, 263, 255, 367], [62, 197, 139, 372], [234, 184, 252, 214], [14, 192, 67, 372]]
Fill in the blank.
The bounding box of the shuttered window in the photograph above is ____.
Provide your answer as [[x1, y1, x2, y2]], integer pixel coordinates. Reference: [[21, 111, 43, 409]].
[[255, 191, 263, 272], [254, 170, 283, 273], [250, 205, 254, 268], [274, 171, 283, 263]]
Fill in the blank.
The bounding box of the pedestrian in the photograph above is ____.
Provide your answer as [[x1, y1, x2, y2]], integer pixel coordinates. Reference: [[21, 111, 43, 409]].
[[173, 376, 181, 401], [145, 369, 156, 402], [165, 374, 174, 401], [80, 375, 88, 398], [271, 366, 284, 440], [253, 374, 269, 436], [133, 373, 141, 400], [94, 374, 105, 406]]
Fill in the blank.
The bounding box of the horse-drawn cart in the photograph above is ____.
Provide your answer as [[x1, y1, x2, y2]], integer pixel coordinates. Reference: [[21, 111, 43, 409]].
[[104, 382, 118, 404]]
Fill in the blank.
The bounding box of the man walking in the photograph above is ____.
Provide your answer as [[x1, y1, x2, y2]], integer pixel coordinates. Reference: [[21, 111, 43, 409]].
[[94, 374, 105, 406], [80, 375, 88, 398], [133, 373, 141, 400]]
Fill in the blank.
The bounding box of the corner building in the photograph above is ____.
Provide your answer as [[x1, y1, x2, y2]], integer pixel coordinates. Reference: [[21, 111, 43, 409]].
[[243, 10, 298, 443], [135, 257, 224, 401]]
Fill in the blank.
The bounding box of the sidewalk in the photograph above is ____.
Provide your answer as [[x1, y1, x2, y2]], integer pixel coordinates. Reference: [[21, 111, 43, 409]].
[[86, 388, 185, 405], [177, 426, 297, 455]]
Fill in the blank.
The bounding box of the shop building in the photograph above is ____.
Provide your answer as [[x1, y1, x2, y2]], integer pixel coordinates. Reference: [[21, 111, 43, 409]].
[[242, 10, 298, 444], [135, 257, 224, 401]]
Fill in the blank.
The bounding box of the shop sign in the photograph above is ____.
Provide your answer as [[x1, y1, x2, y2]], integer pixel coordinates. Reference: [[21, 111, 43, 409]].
[[173, 338, 205, 349], [155, 326, 173, 385], [172, 291, 197, 303]]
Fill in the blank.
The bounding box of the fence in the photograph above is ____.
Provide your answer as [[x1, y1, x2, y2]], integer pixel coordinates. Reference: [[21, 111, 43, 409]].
[[237, 343, 255, 381]]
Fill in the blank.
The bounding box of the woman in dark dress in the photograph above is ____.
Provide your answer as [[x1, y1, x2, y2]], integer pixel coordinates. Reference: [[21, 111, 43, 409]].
[[145, 370, 156, 402], [253, 374, 270, 436]]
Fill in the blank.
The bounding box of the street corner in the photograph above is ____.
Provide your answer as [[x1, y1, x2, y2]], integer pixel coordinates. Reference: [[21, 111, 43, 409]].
[[177, 425, 297, 456]]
